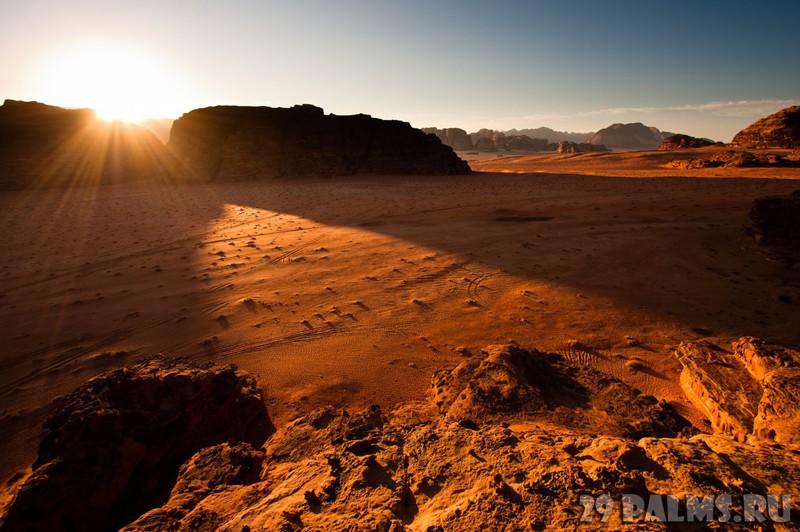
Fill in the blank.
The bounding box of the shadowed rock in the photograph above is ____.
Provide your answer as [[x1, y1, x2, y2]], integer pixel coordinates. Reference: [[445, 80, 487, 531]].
[[750, 189, 800, 244], [731, 106, 800, 149], [0, 100, 177, 190], [1, 356, 274, 532], [168, 104, 470, 180]]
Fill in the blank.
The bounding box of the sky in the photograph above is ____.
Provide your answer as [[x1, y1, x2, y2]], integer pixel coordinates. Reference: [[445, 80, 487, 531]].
[[1, 0, 798, 141]]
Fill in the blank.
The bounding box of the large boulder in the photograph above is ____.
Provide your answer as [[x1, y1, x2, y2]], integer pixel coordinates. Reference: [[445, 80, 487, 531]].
[[587, 122, 665, 150], [658, 133, 716, 150], [0, 100, 176, 190], [749, 189, 800, 244], [168, 104, 470, 180], [731, 106, 800, 149], [1, 356, 273, 532]]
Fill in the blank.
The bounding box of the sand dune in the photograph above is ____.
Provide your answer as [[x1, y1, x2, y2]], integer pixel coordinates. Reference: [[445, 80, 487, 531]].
[[1, 158, 799, 490]]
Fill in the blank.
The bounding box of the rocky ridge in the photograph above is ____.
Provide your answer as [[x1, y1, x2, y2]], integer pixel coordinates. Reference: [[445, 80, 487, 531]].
[[3, 342, 799, 530]]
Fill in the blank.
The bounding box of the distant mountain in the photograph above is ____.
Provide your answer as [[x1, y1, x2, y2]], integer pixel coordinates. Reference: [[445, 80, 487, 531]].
[[587, 122, 664, 150], [504, 127, 593, 144], [421, 127, 473, 150]]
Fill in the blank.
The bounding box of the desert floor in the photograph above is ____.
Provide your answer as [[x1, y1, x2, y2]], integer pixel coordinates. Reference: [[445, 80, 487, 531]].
[[1, 151, 799, 486]]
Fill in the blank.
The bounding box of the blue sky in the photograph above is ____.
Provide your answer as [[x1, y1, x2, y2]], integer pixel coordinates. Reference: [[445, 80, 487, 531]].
[[2, 0, 798, 140]]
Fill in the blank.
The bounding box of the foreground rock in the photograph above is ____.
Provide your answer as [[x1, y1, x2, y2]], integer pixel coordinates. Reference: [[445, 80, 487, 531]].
[[1, 357, 273, 532], [4, 343, 800, 530], [0, 100, 176, 190], [749, 189, 800, 244], [169, 105, 470, 180], [676, 337, 800, 443], [732, 106, 800, 149], [586, 122, 665, 150], [658, 133, 717, 150]]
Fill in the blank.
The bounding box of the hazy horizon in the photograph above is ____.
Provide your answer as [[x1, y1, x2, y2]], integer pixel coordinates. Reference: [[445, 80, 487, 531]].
[[2, 0, 799, 142]]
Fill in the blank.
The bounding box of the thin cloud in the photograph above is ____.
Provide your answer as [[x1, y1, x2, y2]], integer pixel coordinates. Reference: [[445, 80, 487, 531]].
[[520, 99, 800, 122]]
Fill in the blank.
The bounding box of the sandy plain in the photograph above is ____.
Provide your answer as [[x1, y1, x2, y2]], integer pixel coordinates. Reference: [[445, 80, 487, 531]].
[[1, 150, 799, 490]]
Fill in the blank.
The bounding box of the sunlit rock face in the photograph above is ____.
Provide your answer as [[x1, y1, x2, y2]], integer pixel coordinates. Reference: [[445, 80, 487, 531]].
[[168, 104, 471, 180], [0, 100, 175, 190], [732, 106, 800, 149]]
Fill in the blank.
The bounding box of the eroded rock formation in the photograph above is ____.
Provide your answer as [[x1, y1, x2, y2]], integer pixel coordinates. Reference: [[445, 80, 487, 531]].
[[0, 100, 176, 190], [676, 337, 800, 443], [731, 106, 800, 149], [168, 105, 470, 180], [658, 134, 717, 150]]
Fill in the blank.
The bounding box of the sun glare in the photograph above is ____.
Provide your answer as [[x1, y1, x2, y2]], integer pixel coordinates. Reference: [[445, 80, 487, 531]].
[[35, 43, 191, 122]]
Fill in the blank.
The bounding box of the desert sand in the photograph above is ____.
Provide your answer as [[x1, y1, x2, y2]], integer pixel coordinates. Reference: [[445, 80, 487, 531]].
[[2, 151, 799, 496]]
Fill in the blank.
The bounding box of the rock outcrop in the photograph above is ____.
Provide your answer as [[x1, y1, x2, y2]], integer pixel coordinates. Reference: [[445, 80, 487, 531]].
[[466, 130, 550, 152], [587, 122, 665, 150], [0, 100, 176, 190], [4, 342, 800, 530], [658, 133, 717, 150], [731, 106, 800, 149], [168, 104, 470, 180], [750, 189, 800, 244], [420, 127, 473, 150], [676, 338, 800, 444], [1, 356, 273, 532], [556, 141, 608, 154]]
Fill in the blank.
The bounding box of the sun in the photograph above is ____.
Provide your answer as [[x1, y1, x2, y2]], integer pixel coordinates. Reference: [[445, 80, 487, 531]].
[[34, 43, 190, 122]]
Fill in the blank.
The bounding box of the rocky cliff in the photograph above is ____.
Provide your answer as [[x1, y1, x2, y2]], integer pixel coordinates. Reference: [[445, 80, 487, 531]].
[[3, 341, 799, 529], [587, 122, 665, 150], [0, 100, 176, 190], [658, 134, 717, 150], [168, 105, 470, 180], [731, 106, 800, 149]]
